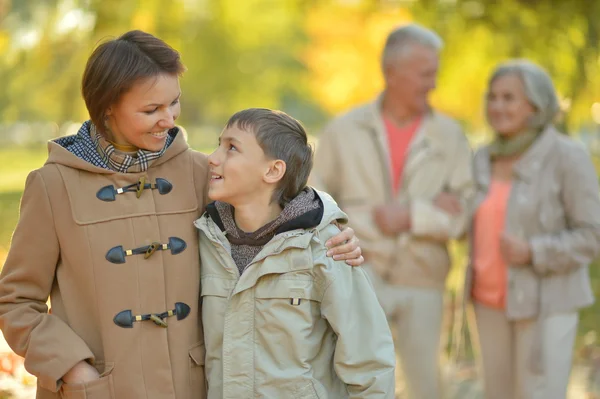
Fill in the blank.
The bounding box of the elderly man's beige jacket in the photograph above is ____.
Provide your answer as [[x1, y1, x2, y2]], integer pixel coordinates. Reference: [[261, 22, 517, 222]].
[[311, 96, 475, 290]]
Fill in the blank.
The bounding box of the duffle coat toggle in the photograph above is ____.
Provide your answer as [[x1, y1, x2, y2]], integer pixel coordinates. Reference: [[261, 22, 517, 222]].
[[105, 237, 187, 264], [113, 302, 191, 328], [96, 176, 173, 201]]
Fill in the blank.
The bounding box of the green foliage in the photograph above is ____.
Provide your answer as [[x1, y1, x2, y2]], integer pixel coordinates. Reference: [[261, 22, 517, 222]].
[[1, 0, 599, 133]]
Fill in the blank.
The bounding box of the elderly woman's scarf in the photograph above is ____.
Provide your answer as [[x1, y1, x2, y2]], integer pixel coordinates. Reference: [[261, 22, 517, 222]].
[[488, 129, 541, 158]]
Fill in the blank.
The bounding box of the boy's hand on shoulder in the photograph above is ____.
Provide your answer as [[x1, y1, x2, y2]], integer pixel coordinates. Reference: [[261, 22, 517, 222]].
[[325, 225, 364, 266]]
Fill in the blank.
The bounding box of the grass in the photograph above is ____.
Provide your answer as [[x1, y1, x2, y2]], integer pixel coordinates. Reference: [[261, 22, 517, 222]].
[[0, 145, 48, 255], [0, 145, 48, 192]]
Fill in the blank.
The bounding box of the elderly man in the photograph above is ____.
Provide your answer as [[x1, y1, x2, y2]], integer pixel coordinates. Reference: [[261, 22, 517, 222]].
[[311, 24, 475, 398]]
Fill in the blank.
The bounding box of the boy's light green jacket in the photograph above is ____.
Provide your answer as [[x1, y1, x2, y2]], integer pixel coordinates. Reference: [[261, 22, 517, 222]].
[[194, 190, 396, 399]]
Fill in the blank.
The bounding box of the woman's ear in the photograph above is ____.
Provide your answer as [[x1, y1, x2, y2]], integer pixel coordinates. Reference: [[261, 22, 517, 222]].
[[264, 160, 286, 184]]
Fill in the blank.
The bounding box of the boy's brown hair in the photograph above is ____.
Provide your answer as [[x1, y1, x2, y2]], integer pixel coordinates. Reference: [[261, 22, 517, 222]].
[[82, 30, 186, 133], [225, 108, 314, 208]]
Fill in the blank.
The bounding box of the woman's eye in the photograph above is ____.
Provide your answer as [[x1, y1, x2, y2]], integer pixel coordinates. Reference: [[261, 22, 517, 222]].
[[144, 108, 158, 115], [229, 144, 237, 151], [171, 98, 180, 106]]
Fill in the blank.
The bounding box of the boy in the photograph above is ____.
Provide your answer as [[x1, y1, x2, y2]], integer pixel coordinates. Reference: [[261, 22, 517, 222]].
[[194, 108, 395, 398]]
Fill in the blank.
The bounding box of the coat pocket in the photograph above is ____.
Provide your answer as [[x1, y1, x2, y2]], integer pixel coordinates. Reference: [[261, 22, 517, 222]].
[[189, 341, 207, 395], [254, 278, 321, 311], [60, 363, 115, 399]]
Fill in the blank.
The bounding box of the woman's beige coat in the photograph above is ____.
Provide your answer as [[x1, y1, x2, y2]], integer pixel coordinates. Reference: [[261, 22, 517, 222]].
[[466, 126, 600, 370], [0, 131, 209, 399]]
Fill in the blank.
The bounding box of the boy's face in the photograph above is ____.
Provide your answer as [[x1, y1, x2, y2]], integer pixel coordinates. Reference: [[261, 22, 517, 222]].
[[207, 125, 277, 206]]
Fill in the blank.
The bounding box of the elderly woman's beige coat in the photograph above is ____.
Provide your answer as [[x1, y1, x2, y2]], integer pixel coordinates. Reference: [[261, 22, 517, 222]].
[[0, 131, 208, 399], [465, 126, 600, 368]]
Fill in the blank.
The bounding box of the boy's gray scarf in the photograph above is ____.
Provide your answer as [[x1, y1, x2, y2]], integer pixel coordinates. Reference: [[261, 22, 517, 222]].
[[215, 188, 320, 275]]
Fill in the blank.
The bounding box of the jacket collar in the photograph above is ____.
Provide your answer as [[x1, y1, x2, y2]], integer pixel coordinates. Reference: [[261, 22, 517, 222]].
[[195, 190, 347, 294], [358, 95, 392, 181], [359, 94, 440, 140], [512, 125, 558, 182], [359, 94, 445, 184]]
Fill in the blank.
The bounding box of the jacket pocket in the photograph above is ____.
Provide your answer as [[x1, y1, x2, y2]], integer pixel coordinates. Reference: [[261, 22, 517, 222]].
[[254, 281, 320, 322], [254, 278, 320, 303], [188, 341, 207, 395], [254, 278, 322, 346], [60, 363, 115, 399]]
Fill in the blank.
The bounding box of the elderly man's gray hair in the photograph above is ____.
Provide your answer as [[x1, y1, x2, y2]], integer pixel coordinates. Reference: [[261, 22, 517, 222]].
[[488, 60, 560, 129], [381, 23, 443, 67]]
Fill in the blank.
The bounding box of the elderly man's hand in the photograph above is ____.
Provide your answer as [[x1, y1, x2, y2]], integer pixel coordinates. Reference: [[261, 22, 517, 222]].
[[373, 204, 411, 236], [433, 192, 462, 215]]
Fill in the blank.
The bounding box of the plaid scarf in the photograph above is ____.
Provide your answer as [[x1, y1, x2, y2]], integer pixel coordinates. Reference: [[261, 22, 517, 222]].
[[54, 120, 178, 173]]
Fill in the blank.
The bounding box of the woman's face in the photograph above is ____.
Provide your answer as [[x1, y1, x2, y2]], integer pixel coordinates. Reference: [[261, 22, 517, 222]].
[[486, 73, 536, 137], [105, 73, 181, 151]]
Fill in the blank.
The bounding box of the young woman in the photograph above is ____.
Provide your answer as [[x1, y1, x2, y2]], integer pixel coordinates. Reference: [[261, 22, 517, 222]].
[[0, 30, 363, 399]]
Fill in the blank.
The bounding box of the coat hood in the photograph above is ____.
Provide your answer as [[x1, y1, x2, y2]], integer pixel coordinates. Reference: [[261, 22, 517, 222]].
[[45, 121, 190, 173], [196, 189, 347, 244]]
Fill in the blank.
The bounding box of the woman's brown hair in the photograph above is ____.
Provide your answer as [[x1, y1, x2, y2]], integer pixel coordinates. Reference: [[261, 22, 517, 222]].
[[82, 30, 186, 133]]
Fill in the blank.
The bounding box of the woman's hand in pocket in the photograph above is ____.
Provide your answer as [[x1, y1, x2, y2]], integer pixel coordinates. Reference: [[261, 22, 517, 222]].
[[62, 360, 100, 385]]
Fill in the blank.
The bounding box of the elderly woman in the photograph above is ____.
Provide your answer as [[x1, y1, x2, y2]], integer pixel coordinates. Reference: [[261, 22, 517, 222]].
[[466, 59, 600, 398], [0, 30, 363, 399]]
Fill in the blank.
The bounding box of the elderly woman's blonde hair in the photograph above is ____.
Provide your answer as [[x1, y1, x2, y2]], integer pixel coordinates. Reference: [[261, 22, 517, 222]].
[[488, 60, 560, 130], [381, 23, 443, 67]]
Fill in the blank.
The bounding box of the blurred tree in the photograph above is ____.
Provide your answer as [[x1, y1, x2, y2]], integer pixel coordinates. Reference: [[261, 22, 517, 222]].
[[178, 0, 314, 126], [0, 0, 319, 131], [304, 0, 600, 134], [0, 0, 598, 135]]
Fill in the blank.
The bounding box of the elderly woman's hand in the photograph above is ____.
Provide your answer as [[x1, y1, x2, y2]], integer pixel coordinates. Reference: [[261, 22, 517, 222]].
[[500, 233, 532, 267]]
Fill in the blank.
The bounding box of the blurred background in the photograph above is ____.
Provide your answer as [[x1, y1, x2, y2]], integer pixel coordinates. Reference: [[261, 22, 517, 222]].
[[1, 0, 600, 397]]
